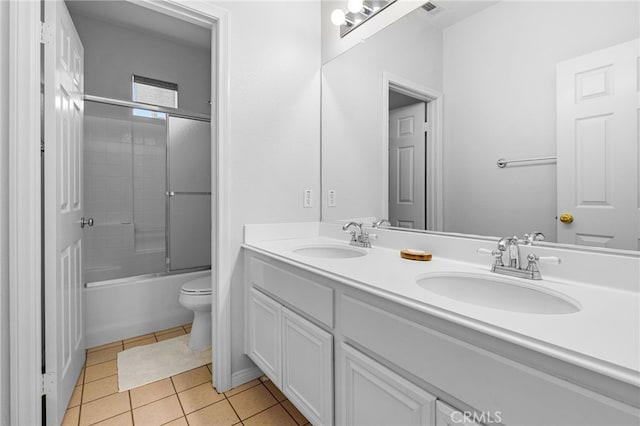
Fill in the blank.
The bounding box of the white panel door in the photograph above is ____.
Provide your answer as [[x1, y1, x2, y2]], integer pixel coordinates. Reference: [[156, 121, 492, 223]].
[[341, 343, 436, 426], [557, 39, 639, 250], [389, 103, 426, 229], [282, 307, 333, 426], [43, 0, 85, 424], [247, 288, 282, 387]]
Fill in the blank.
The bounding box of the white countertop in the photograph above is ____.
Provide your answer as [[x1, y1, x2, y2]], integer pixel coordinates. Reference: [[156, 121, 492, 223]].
[[243, 232, 640, 389]]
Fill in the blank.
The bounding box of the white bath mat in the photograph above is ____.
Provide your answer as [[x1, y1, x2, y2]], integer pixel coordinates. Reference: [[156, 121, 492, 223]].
[[117, 335, 211, 391]]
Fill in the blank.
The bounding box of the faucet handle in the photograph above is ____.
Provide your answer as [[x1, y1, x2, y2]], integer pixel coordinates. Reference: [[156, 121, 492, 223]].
[[526, 253, 561, 267], [477, 248, 496, 256], [537, 255, 561, 264], [477, 248, 504, 267]]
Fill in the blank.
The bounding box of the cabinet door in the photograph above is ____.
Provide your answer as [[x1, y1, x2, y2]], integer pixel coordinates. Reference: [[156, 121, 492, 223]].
[[341, 344, 436, 426], [282, 307, 333, 426], [435, 401, 483, 426], [247, 288, 282, 387]]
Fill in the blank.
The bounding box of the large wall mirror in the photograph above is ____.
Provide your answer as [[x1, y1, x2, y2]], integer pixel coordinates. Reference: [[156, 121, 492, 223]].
[[321, 0, 639, 251]]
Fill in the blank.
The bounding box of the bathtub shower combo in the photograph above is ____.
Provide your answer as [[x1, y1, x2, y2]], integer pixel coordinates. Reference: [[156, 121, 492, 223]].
[[83, 97, 212, 349]]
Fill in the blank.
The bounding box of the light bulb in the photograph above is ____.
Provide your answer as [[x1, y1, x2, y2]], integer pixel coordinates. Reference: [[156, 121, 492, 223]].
[[348, 0, 364, 13], [331, 9, 346, 26]]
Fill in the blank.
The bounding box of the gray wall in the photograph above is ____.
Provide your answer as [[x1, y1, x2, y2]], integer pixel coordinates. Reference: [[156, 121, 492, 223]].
[[71, 13, 212, 115], [0, 1, 10, 423]]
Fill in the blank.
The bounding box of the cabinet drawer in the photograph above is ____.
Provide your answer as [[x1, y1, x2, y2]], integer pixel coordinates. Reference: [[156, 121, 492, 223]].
[[249, 257, 333, 327], [342, 295, 638, 426]]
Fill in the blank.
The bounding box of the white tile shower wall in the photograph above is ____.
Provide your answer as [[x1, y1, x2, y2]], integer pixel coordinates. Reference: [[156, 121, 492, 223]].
[[132, 120, 166, 253], [83, 107, 167, 283]]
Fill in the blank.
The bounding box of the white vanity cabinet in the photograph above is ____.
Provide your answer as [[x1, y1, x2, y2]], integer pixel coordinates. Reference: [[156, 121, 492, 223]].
[[244, 248, 639, 426], [282, 307, 333, 426], [247, 287, 282, 387], [245, 256, 334, 426], [435, 402, 482, 426], [341, 343, 437, 425]]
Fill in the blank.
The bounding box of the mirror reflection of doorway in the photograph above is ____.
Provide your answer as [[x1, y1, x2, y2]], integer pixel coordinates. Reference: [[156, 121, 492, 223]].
[[389, 90, 428, 229]]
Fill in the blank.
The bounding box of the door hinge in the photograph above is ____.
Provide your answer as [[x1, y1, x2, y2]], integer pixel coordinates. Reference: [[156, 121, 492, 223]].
[[40, 22, 53, 45], [41, 141, 45, 153], [423, 122, 430, 133], [41, 372, 56, 396]]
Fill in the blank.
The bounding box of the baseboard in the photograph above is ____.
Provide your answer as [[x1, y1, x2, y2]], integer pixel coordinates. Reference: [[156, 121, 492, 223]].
[[231, 366, 263, 388]]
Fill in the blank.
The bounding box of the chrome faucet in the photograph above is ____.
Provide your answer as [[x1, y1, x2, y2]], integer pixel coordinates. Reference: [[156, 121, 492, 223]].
[[342, 222, 376, 248], [372, 219, 391, 228], [478, 232, 559, 280]]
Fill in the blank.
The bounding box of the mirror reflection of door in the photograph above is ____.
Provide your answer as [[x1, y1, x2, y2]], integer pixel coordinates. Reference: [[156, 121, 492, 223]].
[[556, 39, 639, 250], [389, 90, 428, 229]]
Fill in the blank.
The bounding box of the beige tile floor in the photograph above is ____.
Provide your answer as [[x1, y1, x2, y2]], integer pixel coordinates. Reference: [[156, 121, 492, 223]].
[[62, 324, 310, 426]]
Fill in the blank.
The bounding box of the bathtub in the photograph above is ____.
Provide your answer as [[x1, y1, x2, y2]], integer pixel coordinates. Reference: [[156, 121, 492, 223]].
[[84, 269, 211, 348]]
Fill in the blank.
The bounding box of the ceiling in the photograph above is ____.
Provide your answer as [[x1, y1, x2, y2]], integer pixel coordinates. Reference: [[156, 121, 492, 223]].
[[66, 0, 211, 50]]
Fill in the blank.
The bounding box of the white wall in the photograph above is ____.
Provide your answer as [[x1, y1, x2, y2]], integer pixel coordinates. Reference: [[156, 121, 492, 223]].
[[322, 9, 442, 221], [0, 1, 10, 422], [202, 1, 322, 379], [321, 0, 421, 64], [70, 13, 212, 115], [442, 1, 639, 240]]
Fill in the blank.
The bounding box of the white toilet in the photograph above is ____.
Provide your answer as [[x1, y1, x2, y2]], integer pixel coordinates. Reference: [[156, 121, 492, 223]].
[[179, 275, 212, 350]]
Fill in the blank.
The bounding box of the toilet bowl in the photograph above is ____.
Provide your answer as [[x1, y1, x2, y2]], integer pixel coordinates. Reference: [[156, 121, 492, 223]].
[[179, 275, 212, 350]]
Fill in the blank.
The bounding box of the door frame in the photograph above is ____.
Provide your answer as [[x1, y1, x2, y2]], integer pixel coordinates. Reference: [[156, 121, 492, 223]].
[[382, 72, 443, 231], [8, 0, 231, 422], [8, 2, 43, 425]]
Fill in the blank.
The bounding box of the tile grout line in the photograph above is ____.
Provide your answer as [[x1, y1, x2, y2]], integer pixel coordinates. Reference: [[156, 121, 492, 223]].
[[226, 382, 282, 424], [169, 371, 188, 422], [222, 379, 261, 399], [223, 389, 243, 424], [261, 382, 301, 425]]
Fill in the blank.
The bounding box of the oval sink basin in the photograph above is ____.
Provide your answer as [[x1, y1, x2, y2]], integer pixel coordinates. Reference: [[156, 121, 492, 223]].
[[292, 244, 367, 259], [416, 272, 580, 315]]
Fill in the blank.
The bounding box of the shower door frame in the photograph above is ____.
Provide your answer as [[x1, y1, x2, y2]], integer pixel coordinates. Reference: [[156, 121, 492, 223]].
[[7, 0, 232, 422]]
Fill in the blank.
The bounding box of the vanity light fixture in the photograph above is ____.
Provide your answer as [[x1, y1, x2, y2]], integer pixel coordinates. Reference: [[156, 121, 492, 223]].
[[331, 0, 397, 38]]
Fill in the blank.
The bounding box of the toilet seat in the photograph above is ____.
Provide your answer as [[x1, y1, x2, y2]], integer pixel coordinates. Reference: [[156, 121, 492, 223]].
[[181, 276, 212, 295]]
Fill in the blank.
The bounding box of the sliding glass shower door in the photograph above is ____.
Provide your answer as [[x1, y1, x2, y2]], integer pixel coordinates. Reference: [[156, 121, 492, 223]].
[[83, 101, 211, 283], [166, 116, 211, 271], [83, 102, 167, 282]]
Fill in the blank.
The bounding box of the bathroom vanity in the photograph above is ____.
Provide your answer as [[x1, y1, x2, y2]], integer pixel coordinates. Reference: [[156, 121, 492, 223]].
[[243, 223, 640, 426]]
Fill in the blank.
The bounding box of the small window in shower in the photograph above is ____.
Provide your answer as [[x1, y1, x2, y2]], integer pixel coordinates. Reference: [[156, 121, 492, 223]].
[[131, 74, 178, 119]]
